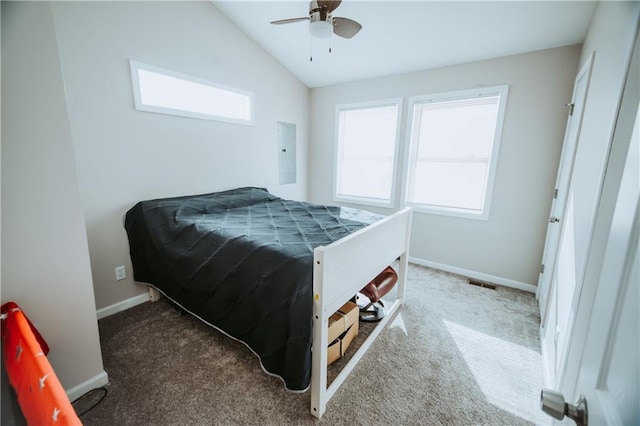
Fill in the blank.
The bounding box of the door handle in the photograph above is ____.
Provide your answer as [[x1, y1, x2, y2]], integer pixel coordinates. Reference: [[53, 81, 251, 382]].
[[550, 216, 560, 223], [540, 389, 588, 426]]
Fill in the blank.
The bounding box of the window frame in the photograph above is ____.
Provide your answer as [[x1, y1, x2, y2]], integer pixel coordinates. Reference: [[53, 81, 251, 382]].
[[333, 98, 404, 208], [129, 60, 255, 126], [402, 85, 509, 220]]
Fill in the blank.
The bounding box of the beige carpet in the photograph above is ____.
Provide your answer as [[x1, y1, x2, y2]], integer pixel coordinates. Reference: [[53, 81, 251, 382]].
[[78, 264, 548, 425]]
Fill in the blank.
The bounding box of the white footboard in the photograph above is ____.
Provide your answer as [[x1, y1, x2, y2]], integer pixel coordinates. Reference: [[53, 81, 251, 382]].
[[310, 207, 412, 418]]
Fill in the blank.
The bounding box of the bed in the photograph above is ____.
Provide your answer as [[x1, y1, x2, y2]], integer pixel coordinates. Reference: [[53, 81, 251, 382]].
[[124, 186, 412, 418]]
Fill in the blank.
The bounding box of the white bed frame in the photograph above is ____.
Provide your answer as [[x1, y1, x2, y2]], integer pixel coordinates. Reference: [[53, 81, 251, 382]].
[[145, 206, 413, 418], [310, 206, 412, 418]]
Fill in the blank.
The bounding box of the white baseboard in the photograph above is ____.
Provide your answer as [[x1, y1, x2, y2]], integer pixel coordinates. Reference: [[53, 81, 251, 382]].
[[409, 257, 538, 293], [66, 370, 109, 402], [96, 293, 150, 320]]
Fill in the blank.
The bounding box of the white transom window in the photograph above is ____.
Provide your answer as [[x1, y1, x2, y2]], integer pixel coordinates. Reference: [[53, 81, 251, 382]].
[[129, 60, 254, 126]]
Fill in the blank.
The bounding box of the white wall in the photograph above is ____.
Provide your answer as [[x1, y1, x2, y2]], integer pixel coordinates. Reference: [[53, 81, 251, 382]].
[[1, 1, 107, 420], [309, 46, 581, 288], [48, 1, 310, 310]]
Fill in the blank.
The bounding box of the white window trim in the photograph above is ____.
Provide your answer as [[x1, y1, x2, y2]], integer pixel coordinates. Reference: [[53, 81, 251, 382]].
[[129, 60, 255, 126], [401, 85, 509, 221], [333, 98, 404, 208]]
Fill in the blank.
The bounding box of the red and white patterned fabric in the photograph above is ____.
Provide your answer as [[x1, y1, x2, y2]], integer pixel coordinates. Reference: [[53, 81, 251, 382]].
[[1, 302, 82, 425]]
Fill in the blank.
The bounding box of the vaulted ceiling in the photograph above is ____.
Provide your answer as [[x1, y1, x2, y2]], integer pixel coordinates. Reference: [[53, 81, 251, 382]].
[[214, 1, 597, 88]]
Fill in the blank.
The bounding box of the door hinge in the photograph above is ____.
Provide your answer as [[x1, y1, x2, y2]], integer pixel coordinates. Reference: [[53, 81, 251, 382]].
[[554, 188, 558, 199], [565, 102, 575, 116], [540, 264, 545, 274]]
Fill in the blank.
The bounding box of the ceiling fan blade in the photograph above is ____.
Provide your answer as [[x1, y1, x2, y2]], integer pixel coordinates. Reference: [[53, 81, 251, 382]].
[[270, 17, 309, 25], [332, 17, 362, 39], [317, 0, 342, 13]]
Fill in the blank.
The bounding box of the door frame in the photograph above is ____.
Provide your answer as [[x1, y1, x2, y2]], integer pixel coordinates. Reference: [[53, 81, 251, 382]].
[[537, 53, 594, 327]]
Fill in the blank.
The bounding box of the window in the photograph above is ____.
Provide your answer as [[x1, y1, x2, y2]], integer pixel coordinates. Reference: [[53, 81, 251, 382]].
[[129, 60, 254, 126], [405, 86, 508, 219], [334, 99, 402, 206]]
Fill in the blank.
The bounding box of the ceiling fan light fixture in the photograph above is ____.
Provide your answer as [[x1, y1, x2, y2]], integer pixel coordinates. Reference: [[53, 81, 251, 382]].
[[309, 20, 332, 38]]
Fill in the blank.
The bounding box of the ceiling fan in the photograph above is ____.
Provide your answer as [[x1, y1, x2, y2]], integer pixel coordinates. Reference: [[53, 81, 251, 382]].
[[270, 0, 362, 40]]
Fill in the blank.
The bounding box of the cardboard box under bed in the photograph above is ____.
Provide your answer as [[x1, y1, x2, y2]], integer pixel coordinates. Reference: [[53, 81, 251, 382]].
[[327, 301, 359, 365]]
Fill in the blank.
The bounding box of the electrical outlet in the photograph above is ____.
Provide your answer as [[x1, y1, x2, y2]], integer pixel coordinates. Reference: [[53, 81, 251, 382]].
[[115, 265, 126, 281]]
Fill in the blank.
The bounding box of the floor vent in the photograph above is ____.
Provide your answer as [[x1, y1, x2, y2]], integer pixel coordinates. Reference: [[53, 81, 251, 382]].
[[467, 279, 497, 290]]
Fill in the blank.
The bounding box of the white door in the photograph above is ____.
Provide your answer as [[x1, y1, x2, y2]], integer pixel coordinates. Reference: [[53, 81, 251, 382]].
[[544, 28, 639, 424], [562, 102, 639, 425], [537, 55, 593, 325]]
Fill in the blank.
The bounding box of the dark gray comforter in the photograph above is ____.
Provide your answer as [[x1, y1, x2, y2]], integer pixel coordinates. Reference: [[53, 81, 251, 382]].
[[124, 187, 380, 390]]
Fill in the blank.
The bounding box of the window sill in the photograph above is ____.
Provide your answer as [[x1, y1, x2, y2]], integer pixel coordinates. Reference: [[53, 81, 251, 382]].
[[408, 203, 490, 221]]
